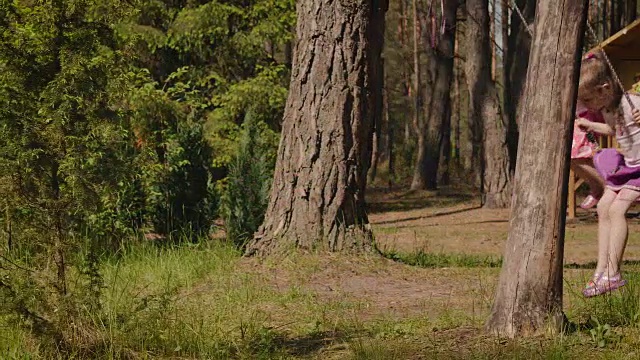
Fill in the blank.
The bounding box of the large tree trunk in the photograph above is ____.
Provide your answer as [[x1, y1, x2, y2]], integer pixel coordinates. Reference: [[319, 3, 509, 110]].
[[485, 0, 588, 337], [465, 0, 512, 208], [410, 0, 458, 190], [246, 0, 388, 256], [506, 0, 536, 173]]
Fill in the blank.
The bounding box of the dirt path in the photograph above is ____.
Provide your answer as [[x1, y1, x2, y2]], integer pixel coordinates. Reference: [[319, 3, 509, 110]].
[[237, 188, 629, 328], [367, 187, 640, 265]]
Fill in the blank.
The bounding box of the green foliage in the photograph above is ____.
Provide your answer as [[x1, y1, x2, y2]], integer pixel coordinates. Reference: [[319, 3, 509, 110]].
[[118, 0, 294, 239], [0, 0, 139, 351], [220, 111, 276, 247], [127, 71, 218, 240], [208, 64, 287, 167], [589, 316, 617, 348], [0, 0, 295, 351]]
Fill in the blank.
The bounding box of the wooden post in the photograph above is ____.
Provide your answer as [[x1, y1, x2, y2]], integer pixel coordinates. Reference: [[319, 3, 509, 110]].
[[486, 0, 589, 337]]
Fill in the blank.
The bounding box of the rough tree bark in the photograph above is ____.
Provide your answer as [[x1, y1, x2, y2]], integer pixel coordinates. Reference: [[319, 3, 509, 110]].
[[505, 0, 536, 173], [485, 0, 589, 337], [245, 0, 388, 256], [465, 0, 512, 208], [410, 0, 458, 190]]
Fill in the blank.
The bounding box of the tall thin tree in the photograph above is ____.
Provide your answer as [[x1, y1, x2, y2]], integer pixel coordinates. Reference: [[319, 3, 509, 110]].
[[411, 0, 458, 190], [505, 0, 536, 173], [465, 0, 512, 208]]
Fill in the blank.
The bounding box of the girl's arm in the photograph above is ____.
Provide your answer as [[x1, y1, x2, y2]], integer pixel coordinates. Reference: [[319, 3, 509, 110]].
[[576, 117, 615, 135], [623, 93, 640, 124]]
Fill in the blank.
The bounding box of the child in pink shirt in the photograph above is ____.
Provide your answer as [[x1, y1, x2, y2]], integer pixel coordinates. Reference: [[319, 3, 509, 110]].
[[577, 52, 640, 297], [571, 102, 606, 209]]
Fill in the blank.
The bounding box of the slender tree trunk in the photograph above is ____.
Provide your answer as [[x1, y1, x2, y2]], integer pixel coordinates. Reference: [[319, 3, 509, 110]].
[[603, 0, 609, 37], [246, 0, 388, 256], [491, 0, 497, 81], [453, 63, 463, 171], [439, 96, 452, 185], [611, 0, 623, 33], [625, 0, 637, 23], [369, 134, 379, 183], [369, 54, 385, 183], [466, 0, 512, 208], [505, 0, 535, 173], [400, 0, 413, 144], [265, 40, 274, 58], [455, 10, 474, 176], [387, 102, 395, 191], [411, 0, 458, 190], [284, 40, 293, 68], [380, 72, 393, 188], [411, 0, 422, 150], [501, 0, 509, 92], [486, 0, 588, 337]]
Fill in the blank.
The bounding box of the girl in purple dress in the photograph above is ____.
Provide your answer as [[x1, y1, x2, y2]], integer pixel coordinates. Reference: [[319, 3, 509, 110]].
[[576, 53, 640, 297]]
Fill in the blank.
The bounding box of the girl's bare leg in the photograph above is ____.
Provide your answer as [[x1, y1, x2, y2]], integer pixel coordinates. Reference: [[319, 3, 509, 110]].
[[571, 158, 605, 197], [595, 189, 617, 274], [605, 188, 640, 276]]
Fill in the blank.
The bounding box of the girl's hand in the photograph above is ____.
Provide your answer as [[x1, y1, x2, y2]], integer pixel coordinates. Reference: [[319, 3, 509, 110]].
[[575, 117, 592, 130], [633, 109, 640, 123]]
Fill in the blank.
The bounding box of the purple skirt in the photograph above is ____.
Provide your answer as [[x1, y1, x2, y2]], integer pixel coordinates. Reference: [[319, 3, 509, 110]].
[[593, 148, 640, 191]]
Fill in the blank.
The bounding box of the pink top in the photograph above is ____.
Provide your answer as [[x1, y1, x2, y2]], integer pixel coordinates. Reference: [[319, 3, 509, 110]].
[[571, 102, 605, 159]]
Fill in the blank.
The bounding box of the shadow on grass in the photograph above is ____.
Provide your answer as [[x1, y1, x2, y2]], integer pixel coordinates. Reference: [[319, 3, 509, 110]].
[[372, 205, 482, 226], [366, 187, 476, 214], [381, 250, 640, 270], [271, 330, 353, 357]]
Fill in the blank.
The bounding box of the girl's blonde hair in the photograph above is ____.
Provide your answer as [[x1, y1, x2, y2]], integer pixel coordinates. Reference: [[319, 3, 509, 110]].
[[578, 52, 623, 110]]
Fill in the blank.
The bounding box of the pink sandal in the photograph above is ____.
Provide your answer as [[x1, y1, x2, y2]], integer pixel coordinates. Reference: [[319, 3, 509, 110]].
[[580, 195, 599, 209], [583, 273, 627, 297]]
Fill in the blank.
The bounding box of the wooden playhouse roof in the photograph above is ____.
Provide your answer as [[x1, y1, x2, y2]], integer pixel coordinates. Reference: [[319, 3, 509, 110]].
[[590, 18, 640, 62], [588, 18, 640, 89]]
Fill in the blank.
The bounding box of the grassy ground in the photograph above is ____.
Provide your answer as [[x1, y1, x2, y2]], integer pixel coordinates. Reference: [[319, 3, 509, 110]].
[[4, 187, 640, 359]]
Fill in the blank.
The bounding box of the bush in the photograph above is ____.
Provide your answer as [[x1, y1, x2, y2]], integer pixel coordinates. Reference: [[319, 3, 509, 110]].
[[220, 111, 275, 248]]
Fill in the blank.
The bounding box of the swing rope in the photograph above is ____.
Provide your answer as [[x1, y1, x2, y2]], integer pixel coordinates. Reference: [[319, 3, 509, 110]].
[[585, 20, 637, 112], [509, 0, 533, 37], [508, 1, 636, 112], [428, 0, 447, 49]]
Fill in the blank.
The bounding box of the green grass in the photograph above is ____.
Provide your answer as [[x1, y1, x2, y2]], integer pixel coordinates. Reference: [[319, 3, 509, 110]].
[[5, 242, 640, 359]]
